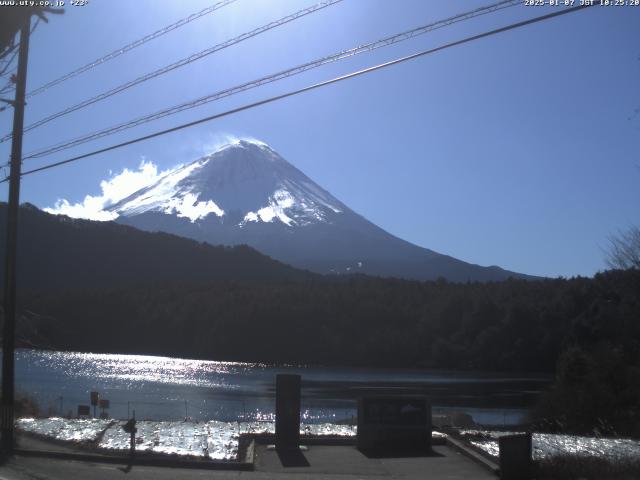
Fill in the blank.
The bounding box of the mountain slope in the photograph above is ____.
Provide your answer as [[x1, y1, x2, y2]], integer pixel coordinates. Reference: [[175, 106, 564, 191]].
[[106, 140, 532, 282], [0, 203, 309, 291]]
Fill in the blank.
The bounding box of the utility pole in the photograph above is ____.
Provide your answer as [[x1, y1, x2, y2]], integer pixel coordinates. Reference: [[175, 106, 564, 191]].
[[2, 14, 31, 453]]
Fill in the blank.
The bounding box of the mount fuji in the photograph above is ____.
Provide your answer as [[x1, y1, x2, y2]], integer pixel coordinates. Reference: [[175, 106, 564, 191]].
[[106, 139, 530, 281]]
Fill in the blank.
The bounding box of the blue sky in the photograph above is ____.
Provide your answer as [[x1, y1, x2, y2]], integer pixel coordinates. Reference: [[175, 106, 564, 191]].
[[1, 0, 638, 278]]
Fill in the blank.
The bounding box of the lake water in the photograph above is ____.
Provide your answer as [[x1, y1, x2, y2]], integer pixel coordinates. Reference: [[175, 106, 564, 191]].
[[15, 349, 550, 426]]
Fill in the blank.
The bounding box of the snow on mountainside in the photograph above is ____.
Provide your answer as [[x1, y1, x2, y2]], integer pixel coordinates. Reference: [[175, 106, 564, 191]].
[[102, 138, 533, 282], [109, 140, 344, 228]]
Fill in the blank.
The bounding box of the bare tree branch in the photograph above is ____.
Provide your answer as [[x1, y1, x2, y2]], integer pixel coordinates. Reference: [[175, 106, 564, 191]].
[[606, 226, 640, 270]]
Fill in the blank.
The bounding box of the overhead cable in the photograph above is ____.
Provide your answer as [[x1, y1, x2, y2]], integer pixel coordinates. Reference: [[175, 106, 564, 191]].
[[21, 0, 520, 160], [0, 3, 594, 184], [1, 0, 343, 143], [25, 0, 239, 99]]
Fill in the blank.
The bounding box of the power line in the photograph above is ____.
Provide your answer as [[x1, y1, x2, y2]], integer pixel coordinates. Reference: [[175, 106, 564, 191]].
[[20, 0, 520, 161], [0, 3, 594, 184], [1, 0, 343, 142], [24, 0, 238, 100]]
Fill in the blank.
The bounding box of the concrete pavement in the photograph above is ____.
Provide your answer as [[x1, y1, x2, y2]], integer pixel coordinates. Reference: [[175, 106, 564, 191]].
[[0, 444, 497, 479]]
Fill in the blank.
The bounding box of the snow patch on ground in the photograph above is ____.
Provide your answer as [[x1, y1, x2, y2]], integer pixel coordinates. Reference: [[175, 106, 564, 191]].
[[459, 430, 640, 461], [100, 420, 224, 459], [116, 161, 210, 217], [16, 417, 454, 461], [17, 417, 111, 443], [17, 418, 356, 460], [163, 193, 224, 222], [242, 189, 295, 226]]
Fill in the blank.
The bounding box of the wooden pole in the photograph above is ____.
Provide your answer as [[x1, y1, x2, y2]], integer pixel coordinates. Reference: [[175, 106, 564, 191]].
[[2, 14, 31, 453]]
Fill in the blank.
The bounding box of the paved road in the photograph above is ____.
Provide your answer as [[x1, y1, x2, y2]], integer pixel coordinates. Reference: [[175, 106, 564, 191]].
[[0, 445, 496, 479]]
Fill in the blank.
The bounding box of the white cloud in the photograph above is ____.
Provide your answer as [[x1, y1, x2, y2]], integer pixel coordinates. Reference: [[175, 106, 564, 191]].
[[44, 135, 270, 222], [44, 160, 173, 221]]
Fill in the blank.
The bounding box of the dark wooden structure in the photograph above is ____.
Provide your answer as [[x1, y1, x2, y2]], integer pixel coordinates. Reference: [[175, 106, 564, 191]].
[[357, 395, 431, 454]]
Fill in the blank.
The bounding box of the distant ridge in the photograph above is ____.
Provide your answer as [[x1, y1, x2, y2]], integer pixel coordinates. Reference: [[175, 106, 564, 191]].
[[0, 202, 309, 291]]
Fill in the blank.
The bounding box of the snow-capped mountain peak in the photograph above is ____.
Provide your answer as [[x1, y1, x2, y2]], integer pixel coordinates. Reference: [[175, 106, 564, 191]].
[[98, 137, 532, 282], [107, 139, 343, 226]]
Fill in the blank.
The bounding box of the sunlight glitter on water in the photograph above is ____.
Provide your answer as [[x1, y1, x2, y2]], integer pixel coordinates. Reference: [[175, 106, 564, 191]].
[[31, 350, 260, 388]]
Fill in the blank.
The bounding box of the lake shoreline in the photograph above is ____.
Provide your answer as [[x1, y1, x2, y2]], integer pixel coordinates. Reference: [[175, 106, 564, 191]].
[[15, 348, 548, 426]]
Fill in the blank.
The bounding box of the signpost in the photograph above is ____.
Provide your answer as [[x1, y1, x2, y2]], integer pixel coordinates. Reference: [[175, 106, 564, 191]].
[[99, 399, 110, 419], [123, 410, 137, 457], [90, 391, 99, 418]]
